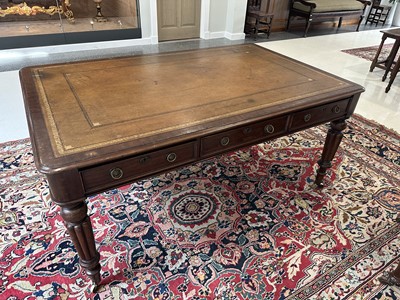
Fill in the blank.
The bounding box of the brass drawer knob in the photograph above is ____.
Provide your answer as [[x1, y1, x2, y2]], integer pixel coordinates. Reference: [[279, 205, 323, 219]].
[[243, 127, 252, 134], [166, 152, 177, 163], [304, 114, 312, 122], [332, 105, 341, 114], [264, 124, 275, 134], [220, 136, 230, 146], [110, 167, 123, 180], [139, 156, 149, 164]]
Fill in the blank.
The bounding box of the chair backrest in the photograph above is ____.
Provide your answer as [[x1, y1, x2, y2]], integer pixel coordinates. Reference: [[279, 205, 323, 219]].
[[247, 0, 262, 11]]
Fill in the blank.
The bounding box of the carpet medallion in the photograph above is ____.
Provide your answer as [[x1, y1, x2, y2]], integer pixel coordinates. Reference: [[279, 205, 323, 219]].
[[0, 115, 400, 299]]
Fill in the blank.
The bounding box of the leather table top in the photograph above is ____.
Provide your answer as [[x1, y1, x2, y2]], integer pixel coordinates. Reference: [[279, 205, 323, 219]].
[[20, 44, 364, 171]]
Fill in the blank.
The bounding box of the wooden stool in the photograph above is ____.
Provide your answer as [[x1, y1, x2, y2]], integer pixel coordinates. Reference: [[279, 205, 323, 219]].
[[369, 28, 400, 92], [244, 0, 274, 40], [365, 3, 392, 26]]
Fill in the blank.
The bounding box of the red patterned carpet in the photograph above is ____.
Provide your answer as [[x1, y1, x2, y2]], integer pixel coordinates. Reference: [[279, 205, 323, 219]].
[[1, 114, 400, 299], [342, 43, 398, 62]]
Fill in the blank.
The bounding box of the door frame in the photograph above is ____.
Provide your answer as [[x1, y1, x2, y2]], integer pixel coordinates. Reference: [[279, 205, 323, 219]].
[[200, 0, 211, 39], [151, 0, 211, 42], [145, 0, 245, 43]]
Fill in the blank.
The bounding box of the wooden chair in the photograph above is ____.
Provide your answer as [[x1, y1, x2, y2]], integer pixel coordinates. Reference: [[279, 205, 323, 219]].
[[244, 0, 273, 40], [365, 0, 392, 26]]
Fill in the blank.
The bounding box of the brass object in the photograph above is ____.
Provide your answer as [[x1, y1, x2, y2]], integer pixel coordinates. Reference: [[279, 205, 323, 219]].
[[264, 124, 275, 134], [139, 156, 150, 164], [0, 1, 74, 23], [304, 114, 312, 122], [332, 106, 341, 114], [220, 137, 230, 146], [93, 0, 107, 22], [0, 3, 61, 17], [243, 127, 252, 134], [110, 167, 123, 180], [166, 153, 177, 163], [62, 0, 74, 22]]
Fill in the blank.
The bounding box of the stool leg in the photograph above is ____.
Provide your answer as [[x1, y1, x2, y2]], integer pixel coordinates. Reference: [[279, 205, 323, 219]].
[[383, 40, 400, 82], [356, 15, 363, 31], [382, 7, 390, 25], [375, 8, 383, 27], [365, 8, 372, 24], [267, 15, 273, 38], [286, 13, 292, 31], [385, 58, 400, 93], [338, 17, 343, 29], [304, 15, 312, 37], [370, 35, 387, 72], [253, 17, 260, 40]]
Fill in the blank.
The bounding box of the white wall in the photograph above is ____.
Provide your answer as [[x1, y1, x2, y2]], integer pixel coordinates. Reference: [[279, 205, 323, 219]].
[[391, 3, 400, 25], [0, 0, 246, 56], [225, 0, 247, 40], [141, 0, 247, 42], [138, 0, 158, 44], [209, 0, 229, 33]]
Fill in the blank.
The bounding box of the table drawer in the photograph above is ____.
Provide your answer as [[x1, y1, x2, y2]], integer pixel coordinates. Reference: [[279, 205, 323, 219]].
[[290, 98, 350, 131], [81, 141, 197, 193], [200, 116, 288, 157]]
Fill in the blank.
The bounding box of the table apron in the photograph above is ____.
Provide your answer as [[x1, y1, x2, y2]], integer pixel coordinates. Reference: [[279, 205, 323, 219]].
[[78, 97, 353, 195]]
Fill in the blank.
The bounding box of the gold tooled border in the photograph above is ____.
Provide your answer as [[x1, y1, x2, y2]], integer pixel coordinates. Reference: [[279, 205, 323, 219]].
[[33, 61, 350, 157]]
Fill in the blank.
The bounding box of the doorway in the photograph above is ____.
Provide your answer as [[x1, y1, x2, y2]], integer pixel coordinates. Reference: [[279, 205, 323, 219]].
[[157, 0, 201, 41]]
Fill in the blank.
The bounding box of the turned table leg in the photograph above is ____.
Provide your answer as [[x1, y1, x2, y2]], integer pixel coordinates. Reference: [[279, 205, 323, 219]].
[[60, 200, 101, 286], [315, 119, 347, 187]]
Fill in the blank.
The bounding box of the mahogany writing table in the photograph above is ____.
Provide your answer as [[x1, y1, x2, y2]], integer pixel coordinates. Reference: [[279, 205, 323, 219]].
[[19, 44, 364, 287]]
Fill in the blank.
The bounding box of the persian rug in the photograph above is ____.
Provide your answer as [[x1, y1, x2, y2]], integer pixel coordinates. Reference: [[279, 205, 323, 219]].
[[1, 114, 400, 300], [341, 43, 399, 62]]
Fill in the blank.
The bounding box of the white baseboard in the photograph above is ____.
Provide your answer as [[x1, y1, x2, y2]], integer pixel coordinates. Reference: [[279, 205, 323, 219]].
[[208, 31, 245, 40], [209, 31, 226, 39], [225, 32, 246, 40]]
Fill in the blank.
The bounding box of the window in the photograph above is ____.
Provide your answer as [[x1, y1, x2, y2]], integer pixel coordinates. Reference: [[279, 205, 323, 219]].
[[0, 0, 141, 49]]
